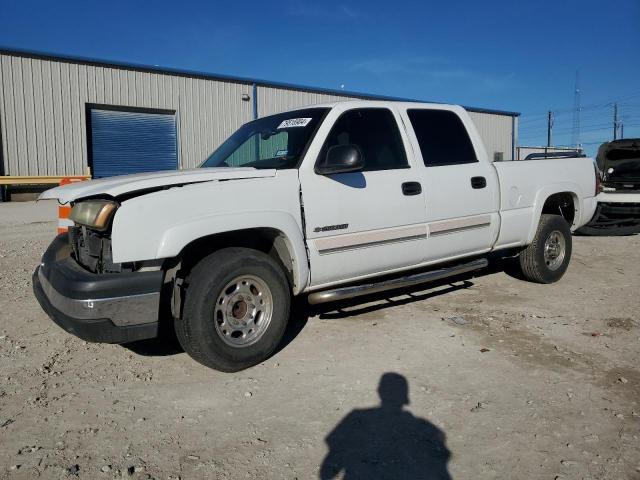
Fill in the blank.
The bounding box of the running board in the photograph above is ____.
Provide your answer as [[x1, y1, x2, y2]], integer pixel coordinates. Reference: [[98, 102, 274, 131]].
[[307, 258, 488, 305]]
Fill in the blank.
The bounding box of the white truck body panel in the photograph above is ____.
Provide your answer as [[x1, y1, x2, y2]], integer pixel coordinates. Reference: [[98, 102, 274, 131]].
[[111, 170, 308, 293], [39, 100, 598, 296], [493, 158, 598, 247], [39, 168, 276, 204]]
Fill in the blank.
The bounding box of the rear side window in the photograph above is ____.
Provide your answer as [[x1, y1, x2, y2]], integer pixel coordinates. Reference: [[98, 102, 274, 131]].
[[319, 108, 408, 172], [407, 109, 478, 167]]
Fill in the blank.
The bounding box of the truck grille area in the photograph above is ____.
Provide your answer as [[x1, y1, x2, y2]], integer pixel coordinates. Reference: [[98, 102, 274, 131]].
[[68, 226, 132, 274]]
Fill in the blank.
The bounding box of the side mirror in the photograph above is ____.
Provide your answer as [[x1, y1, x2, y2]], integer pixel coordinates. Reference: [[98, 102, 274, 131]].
[[316, 144, 364, 175]]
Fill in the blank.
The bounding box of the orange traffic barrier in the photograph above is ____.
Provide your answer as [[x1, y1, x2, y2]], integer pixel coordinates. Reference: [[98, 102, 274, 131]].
[[58, 205, 73, 234], [57, 177, 87, 234]]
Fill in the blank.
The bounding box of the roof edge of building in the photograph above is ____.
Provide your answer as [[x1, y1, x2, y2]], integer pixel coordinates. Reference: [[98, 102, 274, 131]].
[[0, 45, 520, 117]]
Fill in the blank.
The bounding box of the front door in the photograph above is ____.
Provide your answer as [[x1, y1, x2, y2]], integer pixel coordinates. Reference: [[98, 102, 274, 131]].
[[299, 106, 428, 288]]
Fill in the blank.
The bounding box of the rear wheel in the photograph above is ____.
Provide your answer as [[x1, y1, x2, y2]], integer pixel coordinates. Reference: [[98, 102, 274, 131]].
[[175, 247, 290, 372], [517, 214, 572, 284]]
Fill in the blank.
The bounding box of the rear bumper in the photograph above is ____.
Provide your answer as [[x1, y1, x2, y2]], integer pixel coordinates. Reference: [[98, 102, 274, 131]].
[[32, 234, 163, 343]]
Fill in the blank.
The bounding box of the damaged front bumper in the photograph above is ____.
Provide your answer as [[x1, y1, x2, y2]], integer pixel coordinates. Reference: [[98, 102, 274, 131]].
[[32, 234, 163, 343]]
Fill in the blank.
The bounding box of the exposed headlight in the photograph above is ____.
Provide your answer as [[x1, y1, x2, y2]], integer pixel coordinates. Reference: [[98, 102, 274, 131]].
[[69, 200, 118, 231]]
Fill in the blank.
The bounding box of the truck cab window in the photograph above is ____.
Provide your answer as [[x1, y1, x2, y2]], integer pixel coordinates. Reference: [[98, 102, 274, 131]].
[[319, 108, 408, 172], [407, 109, 478, 167], [225, 131, 289, 167], [201, 108, 329, 170]]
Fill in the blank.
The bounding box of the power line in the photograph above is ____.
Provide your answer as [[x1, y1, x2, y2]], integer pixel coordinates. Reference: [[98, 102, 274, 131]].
[[519, 88, 640, 146], [520, 101, 636, 125], [518, 92, 640, 134], [522, 110, 640, 137], [519, 90, 640, 119]]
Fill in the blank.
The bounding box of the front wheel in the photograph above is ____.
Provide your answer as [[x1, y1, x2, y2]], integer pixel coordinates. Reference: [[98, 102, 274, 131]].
[[175, 248, 290, 372], [517, 214, 572, 284]]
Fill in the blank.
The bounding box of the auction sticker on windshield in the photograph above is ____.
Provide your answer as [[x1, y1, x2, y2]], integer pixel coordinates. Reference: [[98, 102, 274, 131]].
[[278, 118, 312, 129]]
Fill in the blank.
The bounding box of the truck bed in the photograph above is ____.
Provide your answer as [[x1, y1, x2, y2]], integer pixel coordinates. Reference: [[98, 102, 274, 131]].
[[493, 157, 598, 248]]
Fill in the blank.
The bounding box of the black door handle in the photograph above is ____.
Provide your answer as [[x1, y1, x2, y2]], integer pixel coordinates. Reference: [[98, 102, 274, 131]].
[[471, 176, 487, 189], [402, 181, 422, 196]]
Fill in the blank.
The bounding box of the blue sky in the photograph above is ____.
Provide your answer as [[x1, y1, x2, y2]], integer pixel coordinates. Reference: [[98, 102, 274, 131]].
[[1, 0, 638, 155]]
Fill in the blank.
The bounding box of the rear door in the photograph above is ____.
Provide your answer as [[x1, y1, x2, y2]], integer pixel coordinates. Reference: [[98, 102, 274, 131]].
[[402, 107, 500, 261], [299, 105, 428, 288]]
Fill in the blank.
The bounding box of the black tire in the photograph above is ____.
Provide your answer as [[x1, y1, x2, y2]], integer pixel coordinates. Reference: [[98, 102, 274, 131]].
[[175, 247, 290, 372], [517, 214, 572, 284]]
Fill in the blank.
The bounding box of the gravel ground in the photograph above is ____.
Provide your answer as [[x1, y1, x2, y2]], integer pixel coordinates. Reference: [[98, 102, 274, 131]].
[[0, 200, 639, 479]]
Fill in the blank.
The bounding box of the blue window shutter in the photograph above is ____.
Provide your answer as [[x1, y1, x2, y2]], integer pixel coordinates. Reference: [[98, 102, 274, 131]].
[[90, 109, 178, 178]]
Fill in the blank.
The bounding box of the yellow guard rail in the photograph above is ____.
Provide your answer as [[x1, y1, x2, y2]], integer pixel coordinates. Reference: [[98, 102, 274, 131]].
[[0, 175, 91, 185]]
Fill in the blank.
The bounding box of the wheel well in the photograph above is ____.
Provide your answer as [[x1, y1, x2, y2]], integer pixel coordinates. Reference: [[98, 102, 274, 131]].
[[176, 228, 296, 288], [541, 192, 576, 226]]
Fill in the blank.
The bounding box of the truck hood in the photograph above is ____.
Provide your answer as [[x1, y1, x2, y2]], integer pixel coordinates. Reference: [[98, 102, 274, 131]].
[[39, 168, 277, 204], [597, 139, 640, 187]]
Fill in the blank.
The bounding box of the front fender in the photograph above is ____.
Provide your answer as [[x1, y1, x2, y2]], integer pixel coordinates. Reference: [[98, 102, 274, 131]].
[[109, 173, 308, 293], [157, 211, 309, 294], [113, 207, 309, 294]]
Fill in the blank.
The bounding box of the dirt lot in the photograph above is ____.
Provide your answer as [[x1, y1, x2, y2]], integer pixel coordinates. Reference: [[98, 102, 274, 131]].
[[0, 200, 639, 479]]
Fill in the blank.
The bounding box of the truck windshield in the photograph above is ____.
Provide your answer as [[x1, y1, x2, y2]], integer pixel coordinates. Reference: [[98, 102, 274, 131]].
[[200, 108, 329, 169]]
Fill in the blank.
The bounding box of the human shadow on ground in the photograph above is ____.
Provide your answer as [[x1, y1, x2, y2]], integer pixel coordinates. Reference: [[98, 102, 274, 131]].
[[320, 372, 452, 480]]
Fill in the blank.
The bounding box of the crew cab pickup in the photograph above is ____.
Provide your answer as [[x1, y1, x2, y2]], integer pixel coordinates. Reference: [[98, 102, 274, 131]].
[[33, 101, 599, 371]]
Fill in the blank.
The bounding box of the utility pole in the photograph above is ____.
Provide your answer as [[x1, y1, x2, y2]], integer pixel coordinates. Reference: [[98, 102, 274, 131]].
[[613, 103, 618, 140], [546, 111, 554, 152], [621, 123, 624, 139], [571, 71, 581, 148]]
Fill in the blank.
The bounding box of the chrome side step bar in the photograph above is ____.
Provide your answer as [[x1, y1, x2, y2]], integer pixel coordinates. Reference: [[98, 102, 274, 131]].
[[307, 258, 488, 305]]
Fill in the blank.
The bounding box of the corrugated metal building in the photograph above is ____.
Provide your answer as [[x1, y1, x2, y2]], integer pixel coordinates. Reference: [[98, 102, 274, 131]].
[[0, 48, 519, 181]]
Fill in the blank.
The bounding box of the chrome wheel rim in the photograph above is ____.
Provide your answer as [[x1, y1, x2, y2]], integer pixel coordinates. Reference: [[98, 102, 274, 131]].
[[213, 275, 273, 348], [543, 230, 566, 271]]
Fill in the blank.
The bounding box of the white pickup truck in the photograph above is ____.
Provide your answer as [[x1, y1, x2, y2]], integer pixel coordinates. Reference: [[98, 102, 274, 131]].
[[34, 100, 598, 371]]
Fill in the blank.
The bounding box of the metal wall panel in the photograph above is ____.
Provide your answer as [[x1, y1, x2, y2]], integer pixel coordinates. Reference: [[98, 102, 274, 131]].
[[0, 56, 17, 176], [0, 53, 254, 176], [41, 61, 56, 175], [467, 111, 516, 161], [11, 57, 28, 175], [257, 86, 355, 117]]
